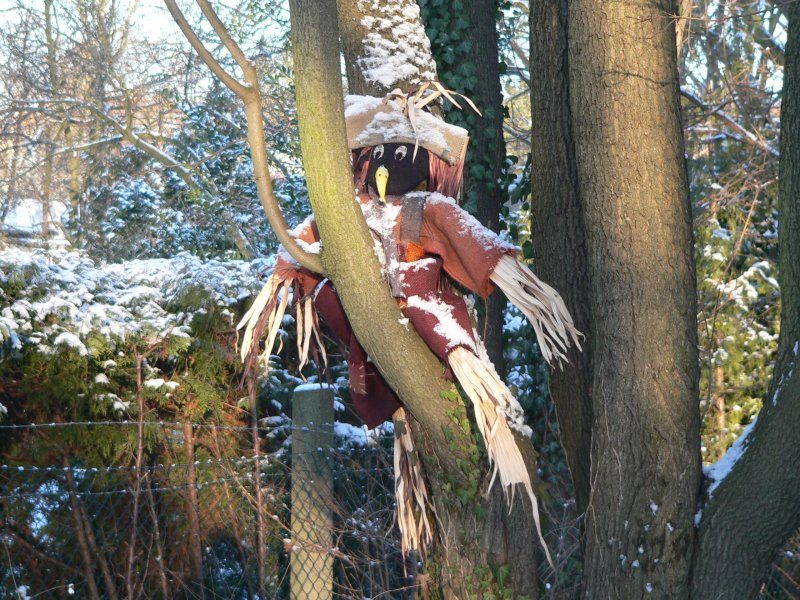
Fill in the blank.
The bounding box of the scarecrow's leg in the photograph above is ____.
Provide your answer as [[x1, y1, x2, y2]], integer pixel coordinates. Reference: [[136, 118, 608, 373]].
[[392, 407, 433, 559], [490, 254, 582, 366]]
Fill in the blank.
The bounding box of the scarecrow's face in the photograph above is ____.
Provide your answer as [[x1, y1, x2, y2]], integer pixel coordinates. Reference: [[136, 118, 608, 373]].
[[365, 143, 430, 199]]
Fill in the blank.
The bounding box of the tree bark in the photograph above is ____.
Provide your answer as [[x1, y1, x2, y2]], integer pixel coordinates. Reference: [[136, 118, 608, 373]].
[[144, 477, 171, 599], [64, 464, 103, 600], [529, 0, 594, 516], [64, 458, 120, 600], [566, 1, 701, 597], [465, 0, 506, 373], [291, 0, 539, 594], [689, 4, 800, 597], [335, 0, 435, 95]]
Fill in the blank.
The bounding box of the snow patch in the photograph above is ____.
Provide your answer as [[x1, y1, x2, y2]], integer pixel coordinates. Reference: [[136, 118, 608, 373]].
[[704, 416, 757, 497], [294, 382, 333, 393], [424, 192, 518, 253], [334, 421, 368, 446], [405, 294, 475, 351], [53, 332, 88, 356]]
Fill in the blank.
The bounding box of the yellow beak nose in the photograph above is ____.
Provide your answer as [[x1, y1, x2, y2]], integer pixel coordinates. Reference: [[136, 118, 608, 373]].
[[375, 165, 389, 204]]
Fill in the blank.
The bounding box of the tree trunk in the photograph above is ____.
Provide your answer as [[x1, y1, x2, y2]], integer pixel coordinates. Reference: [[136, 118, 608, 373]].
[[144, 477, 171, 599], [291, 0, 539, 594], [210, 425, 256, 600], [335, 0, 435, 95], [566, 1, 701, 597], [689, 4, 800, 596], [64, 459, 120, 600], [458, 0, 507, 373], [64, 463, 103, 600], [529, 0, 594, 516]]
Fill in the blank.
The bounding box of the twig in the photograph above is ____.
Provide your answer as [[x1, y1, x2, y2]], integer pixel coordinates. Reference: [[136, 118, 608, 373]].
[[680, 87, 779, 158]]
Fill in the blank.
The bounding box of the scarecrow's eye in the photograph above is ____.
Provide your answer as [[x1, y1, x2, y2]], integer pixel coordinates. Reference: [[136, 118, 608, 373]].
[[373, 145, 384, 159], [394, 145, 408, 161]]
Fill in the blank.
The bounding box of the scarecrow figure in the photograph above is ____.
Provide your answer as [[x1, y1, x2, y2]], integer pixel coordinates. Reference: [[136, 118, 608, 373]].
[[238, 87, 581, 560]]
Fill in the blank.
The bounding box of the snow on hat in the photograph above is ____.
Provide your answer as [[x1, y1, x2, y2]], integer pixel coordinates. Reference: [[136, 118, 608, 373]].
[[344, 93, 470, 165]]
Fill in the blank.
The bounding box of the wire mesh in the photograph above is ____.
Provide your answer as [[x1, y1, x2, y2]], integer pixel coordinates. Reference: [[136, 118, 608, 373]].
[[0, 421, 418, 600], [2, 420, 798, 599]]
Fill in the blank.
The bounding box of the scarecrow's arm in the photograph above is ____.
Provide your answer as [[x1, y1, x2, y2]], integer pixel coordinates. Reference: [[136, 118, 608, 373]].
[[420, 193, 581, 366], [238, 216, 327, 372]]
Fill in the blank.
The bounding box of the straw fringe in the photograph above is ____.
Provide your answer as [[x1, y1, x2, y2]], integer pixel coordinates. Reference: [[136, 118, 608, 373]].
[[237, 273, 325, 374], [490, 255, 582, 366], [393, 407, 433, 558], [448, 346, 553, 568]]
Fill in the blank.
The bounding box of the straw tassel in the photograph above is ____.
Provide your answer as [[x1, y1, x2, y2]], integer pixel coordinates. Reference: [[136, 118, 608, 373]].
[[296, 295, 326, 372], [393, 407, 433, 558], [448, 346, 553, 568], [237, 273, 326, 375], [490, 255, 582, 366]]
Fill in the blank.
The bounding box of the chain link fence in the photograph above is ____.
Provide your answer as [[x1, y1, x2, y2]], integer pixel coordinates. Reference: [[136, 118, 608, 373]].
[[0, 419, 417, 599], [2, 418, 799, 599]]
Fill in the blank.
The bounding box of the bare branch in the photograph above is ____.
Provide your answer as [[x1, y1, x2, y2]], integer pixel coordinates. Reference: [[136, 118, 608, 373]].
[[164, 0, 323, 273], [680, 87, 780, 158], [195, 0, 255, 76], [162, 0, 250, 98]]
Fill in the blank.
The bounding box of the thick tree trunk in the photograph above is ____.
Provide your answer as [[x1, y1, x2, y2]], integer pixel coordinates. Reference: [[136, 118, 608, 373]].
[[529, 0, 594, 516], [566, 1, 701, 597], [291, 0, 539, 595], [463, 0, 506, 373], [689, 4, 800, 597], [335, 0, 435, 95]]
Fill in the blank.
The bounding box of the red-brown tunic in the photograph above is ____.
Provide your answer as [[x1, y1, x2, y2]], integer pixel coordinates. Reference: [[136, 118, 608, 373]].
[[276, 192, 519, 428]]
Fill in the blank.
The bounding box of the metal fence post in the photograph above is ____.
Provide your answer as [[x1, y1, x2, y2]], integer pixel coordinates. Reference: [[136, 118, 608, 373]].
[[291, 383, 334, 600]]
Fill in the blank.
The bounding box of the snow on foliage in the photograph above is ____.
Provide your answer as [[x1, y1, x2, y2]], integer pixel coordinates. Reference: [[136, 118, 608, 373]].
[[0, 247, 269, 360], [356, 0, 436, 88]]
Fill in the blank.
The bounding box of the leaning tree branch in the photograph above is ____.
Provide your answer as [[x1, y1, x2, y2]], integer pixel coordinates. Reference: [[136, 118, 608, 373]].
[[689, 6, 800, 596], [195, 0, 253, 74], [163, 0, 249, 98], [164, 0, 322, 273]]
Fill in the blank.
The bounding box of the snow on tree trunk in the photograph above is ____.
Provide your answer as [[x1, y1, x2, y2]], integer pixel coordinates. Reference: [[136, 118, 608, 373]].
[[336, 0, 436, 96]]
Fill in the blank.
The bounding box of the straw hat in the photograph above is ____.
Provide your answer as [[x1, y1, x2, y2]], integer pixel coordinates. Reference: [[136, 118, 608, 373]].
[[344, 86, 473, 165]]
